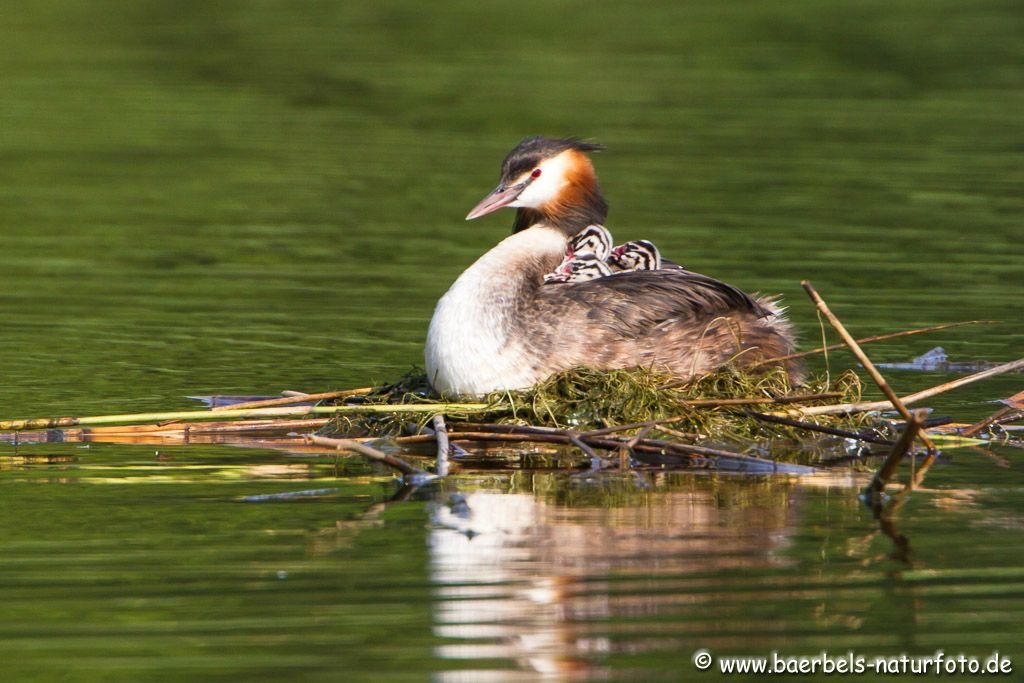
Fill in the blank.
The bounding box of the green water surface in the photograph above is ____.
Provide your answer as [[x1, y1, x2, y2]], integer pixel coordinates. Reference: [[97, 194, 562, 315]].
[[1, 1, 1022, 680]]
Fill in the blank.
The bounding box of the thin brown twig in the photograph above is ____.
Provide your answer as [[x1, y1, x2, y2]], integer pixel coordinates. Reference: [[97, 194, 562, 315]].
[[801, 280, 936, 455], [304, 434, 427, 477], [962, 389, 1024, 437], [619, 425, 654, 469], [750, 320, 997, 367], [404, 424, 815, 473], [745, 410, 895, 446], [1003, 389, 1024, 411], [674, 392, 844, 407], [568, 432, 604, 469], [775, 358, 1024, 418], [653, 424, 702, 440], [581, 419, 701, 439], [961, 407, 1015, 438], [211, 388, 374, 412]]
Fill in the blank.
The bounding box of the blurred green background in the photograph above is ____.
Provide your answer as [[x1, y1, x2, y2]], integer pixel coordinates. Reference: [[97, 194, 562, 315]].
[[1, 0, 1021, 417], [1, 2, 1023, 680]]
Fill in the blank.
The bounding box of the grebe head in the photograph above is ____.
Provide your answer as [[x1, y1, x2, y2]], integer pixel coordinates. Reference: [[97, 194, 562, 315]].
[[465, 137, 609, 236]]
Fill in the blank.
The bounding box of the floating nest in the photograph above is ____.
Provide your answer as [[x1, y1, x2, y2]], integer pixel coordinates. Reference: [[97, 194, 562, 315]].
[[323, 364, 878, 453]]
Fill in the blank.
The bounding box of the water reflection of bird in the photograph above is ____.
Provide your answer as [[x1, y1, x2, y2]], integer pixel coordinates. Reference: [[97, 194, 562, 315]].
[[425, 137, 802, 396], [430, 483, 800, 677]]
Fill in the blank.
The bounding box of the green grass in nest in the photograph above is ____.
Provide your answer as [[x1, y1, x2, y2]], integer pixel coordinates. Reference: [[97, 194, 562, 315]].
[[322, 364, 876, 445], [485, 365, 872, 441]]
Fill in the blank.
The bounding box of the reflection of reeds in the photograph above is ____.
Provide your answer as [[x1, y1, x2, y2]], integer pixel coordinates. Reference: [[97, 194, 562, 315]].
[[866, 409, 926, 497]]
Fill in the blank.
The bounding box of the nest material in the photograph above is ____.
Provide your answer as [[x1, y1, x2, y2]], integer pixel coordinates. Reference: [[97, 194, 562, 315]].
[[324, 365, 875, 447], [490, 365, 871, 441]]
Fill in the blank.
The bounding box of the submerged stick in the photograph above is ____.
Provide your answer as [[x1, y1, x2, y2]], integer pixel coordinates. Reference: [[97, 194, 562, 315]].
[[745, 410, 895, 446], [582, 419, 702, 439], [211, 388, 374, 412], [408, 424, 816, 473], [751, 320, 996, 367], [802, 280, 936, 454], [304, 434, 427, 477], [866, 409, 926, 496], [432, 415, 450, 477], [778, 357, 1024, 418], [568, 432, 604, 469], [0, 403, 494, 432]]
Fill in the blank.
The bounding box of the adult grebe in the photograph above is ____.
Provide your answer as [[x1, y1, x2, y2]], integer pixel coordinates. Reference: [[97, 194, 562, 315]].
[[425, 137, 801, 397]]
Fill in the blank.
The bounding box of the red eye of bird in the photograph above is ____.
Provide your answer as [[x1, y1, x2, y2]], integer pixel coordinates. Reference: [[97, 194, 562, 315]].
[[531, 168, 542, 179]]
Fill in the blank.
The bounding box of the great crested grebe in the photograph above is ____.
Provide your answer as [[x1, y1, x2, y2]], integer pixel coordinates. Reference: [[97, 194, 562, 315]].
[[425, 137, 801, 397]]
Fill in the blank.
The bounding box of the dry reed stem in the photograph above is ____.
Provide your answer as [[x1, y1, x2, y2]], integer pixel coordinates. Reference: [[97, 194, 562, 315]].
[[751, 320, 996, 368], [210, 388, 374, 412], [962, 389, 1024, 437], [87, 418, 331, 435], [802, 280, 936, 455], [745, 410, 895, 446], [0, 403, 493, 432], [567, 432, 603, 468], [581, 419, 702, 439], [961, 406, 1015, 438], [673, 392, 843, 407], [776, 358, 1024, 418]]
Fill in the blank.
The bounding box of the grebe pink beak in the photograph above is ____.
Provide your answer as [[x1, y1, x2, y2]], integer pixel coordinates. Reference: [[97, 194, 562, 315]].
[[465, 180, 529, 220]]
